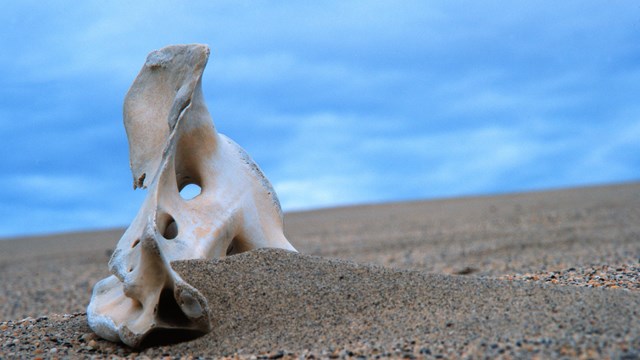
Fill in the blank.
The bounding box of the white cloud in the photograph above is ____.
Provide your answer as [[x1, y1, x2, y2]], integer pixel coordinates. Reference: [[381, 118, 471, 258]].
[[2, 174, 94, 201], [357, 126, 549, 194], [0, 172, 146, 237], [1, 1, 640, 236], [275, 175, 372, 211]]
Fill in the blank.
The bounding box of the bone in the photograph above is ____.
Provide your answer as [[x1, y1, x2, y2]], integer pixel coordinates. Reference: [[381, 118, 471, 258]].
[[87, 44, 296, 348]]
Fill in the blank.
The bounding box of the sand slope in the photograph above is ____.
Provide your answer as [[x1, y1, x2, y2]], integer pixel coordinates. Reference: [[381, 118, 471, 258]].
[[2, 249, 639, 358], [1, 182, 640, 358], [171, 249, 640, 358]]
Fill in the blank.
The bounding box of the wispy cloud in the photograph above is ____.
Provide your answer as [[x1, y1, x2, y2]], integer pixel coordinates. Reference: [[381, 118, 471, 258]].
[[1, 1, 639, 237]]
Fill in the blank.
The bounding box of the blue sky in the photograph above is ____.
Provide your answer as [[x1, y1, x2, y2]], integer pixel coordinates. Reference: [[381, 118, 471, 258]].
[[1, 1, 639, 237]]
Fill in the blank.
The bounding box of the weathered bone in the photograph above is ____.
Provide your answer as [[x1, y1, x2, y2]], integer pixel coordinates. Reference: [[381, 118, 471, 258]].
[[87, 44, 296, 348]]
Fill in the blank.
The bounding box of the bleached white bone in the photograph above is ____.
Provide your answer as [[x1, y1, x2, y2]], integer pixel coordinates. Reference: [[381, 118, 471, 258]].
[[87, 44, 296, 348]]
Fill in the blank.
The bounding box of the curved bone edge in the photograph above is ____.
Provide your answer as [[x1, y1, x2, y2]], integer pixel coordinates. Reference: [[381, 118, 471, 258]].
[[221, 134, 285, 223], [87, 275, 129, 343], [123, 44, 211, 189]]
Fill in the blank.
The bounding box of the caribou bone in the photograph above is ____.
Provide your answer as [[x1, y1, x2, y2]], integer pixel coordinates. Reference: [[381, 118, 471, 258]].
[[87, 44, 296, 348]]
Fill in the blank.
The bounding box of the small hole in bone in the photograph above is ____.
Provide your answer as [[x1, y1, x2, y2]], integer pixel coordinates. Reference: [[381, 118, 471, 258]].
[[226, 237, 246, 256], [226, 242, 235, 256], [163, 218, 178, 240], [179, 183, 202, 200], [157, 288, 190, 326], [157, 213, 179, 240], [131, 239, 140, 248]]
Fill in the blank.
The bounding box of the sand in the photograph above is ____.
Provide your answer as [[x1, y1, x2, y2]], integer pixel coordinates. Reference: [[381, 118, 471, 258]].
[[1, 182, 639, 358]]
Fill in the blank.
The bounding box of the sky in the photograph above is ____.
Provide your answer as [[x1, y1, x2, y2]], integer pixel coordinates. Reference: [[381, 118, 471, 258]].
[[1, 1, 639, 238]]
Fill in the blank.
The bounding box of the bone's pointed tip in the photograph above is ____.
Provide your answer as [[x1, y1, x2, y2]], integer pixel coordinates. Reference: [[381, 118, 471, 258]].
[[144, 44, 210, 68]]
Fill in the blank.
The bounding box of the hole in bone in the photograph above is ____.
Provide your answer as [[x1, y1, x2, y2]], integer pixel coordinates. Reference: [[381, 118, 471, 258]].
[[137, 288, 207, 348], [157, 213, 179, 240], [164, 219, 178, 240], [157, 288, 191, 326], [226, 240, 235, 256], [179, 183, 201, 200], [226, 237, 250, 256]]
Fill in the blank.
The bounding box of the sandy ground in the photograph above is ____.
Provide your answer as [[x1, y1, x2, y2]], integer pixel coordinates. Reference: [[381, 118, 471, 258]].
[[1, 182, 639, 358]]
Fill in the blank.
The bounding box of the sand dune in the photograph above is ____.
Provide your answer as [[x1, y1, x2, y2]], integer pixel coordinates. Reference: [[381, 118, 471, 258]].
[[1, 182, 639, 358]]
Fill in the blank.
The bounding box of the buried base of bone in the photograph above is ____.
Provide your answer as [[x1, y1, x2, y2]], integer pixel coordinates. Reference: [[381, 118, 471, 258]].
[[88, 234, 211, 348], [88, 276, 210, 347]]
